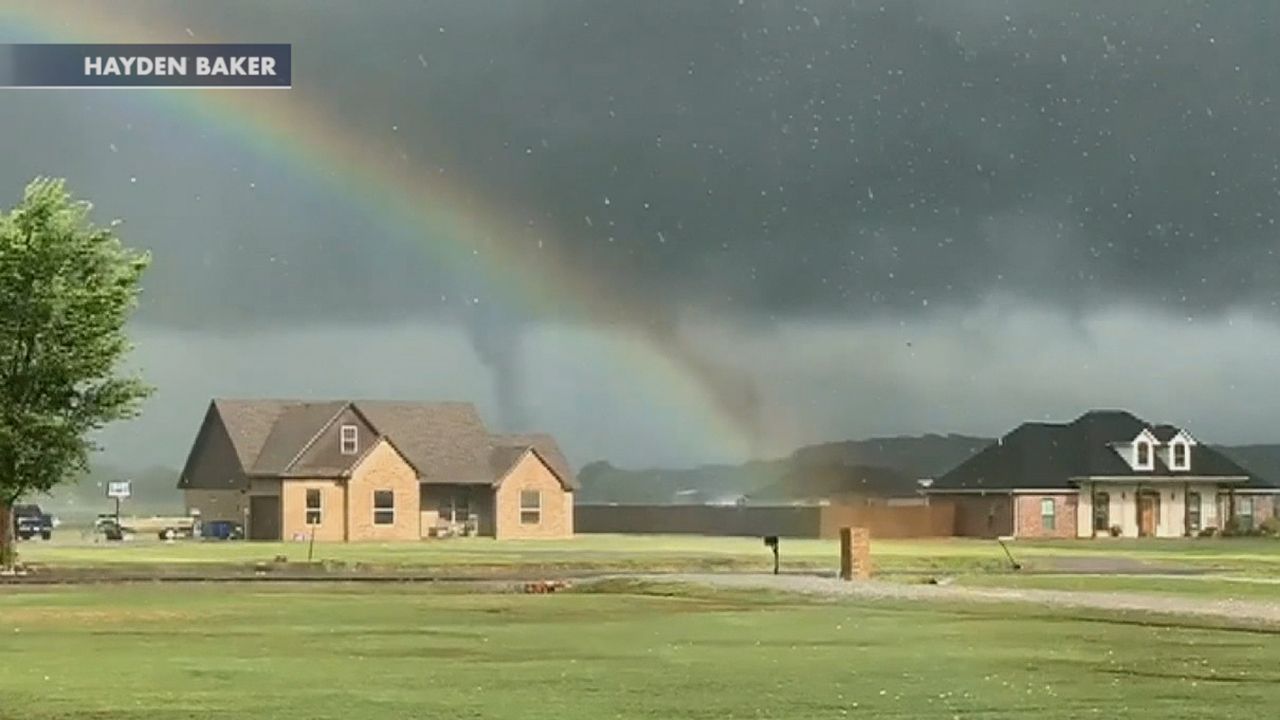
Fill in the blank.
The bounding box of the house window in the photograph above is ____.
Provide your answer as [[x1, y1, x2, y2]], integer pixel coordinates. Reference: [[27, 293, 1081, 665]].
[[373, 490, 394, 525], [340, 424, 359, 455], [1093, 492, 1110, 532], [1238, 496, 1255, 530], [520, 490, 542, 525], [1170, 442, 1188, 470], [1187, 492, 1201, 532], [1040, 498, 1055, 531], [305, 488, 322, 525], [1135, 441, 1152, 468]]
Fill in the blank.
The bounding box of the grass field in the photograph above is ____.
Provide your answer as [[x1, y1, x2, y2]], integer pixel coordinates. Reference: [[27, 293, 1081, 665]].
[[1, 581, 1278, 719], [14, 534, 1280, 577]]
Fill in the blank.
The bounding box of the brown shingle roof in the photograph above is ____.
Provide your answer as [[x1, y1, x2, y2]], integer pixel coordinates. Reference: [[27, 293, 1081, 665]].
[[204, 399, 573, 487], [354, 401, 494, 483], [488, 446, 529, 479], [211, 399, 292, 470], [250, 401, 349, 475], [492, 433, 580, 490]]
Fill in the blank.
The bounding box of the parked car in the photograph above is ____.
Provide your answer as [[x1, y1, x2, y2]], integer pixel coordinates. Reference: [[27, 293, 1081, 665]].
[[14, 505, 53, 541], [201, 520, 245, 541]]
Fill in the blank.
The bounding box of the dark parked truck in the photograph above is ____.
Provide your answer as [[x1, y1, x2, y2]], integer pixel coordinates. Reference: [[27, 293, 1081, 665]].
[[14, 505, 53, 541]]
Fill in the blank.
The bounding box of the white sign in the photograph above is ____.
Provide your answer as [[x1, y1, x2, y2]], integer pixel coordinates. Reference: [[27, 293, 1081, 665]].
[[106, 481, 132, 499]]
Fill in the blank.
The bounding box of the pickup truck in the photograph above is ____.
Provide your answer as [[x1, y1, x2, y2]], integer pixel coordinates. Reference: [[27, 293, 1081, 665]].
[[14, 505, 53, 541]]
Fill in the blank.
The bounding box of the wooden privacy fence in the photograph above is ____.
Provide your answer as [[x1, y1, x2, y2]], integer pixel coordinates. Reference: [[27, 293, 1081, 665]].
[[574, 502, 955, 539], [574, 504, 822, 538], [818, 503, 954, 540]]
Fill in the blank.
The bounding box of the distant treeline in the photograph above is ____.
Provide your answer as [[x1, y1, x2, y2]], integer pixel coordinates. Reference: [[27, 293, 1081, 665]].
[[576, 436, 1280, 505], [28, 436, 1280, 516]]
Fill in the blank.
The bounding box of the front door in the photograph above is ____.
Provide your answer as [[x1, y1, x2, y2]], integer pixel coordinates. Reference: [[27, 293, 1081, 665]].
[[1138, 494, 1159, 537]]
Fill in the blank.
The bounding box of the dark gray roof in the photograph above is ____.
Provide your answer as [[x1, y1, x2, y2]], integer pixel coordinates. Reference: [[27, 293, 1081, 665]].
[[931, 410, 1269, 491], [204, 399, 569, 486]]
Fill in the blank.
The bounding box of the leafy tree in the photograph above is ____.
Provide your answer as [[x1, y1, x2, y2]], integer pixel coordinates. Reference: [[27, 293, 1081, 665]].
[[0, 179, 152, 569]]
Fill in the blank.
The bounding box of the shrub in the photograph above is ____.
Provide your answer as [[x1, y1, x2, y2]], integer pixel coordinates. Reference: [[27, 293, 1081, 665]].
[[1258, 516, 1279, 537], [1108, 524, 1122, 537], [1222, 517, 1265, 537], [1198, 526, 1219, 538]]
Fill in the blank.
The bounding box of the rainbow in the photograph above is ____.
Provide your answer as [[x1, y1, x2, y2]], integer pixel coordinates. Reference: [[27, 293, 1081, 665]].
[[0, 0, 759, 461]]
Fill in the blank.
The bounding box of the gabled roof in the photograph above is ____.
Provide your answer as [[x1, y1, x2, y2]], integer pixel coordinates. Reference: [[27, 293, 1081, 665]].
[[191, 399, 568, 486], [355, 401, 493, 483], [210, 399, 293, 470], [251, 401, 350, 475], [931, 410, 1269, 491], [490, 433, 580, 490]]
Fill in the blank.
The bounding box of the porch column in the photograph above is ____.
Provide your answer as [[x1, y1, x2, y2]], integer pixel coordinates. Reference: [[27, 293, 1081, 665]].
[[1089, 482, 1097, 538], [1135, 482, 1142, 536], [1183, 482, 1189, 537]]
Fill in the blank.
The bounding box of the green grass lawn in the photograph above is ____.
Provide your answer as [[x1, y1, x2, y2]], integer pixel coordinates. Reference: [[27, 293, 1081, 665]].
[[1, 582, 1278, 719], [15, 534, 1280, 577]]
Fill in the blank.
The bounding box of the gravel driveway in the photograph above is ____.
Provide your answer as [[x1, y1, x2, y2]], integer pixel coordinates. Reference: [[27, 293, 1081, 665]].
[[621, 573, 1280, 625]]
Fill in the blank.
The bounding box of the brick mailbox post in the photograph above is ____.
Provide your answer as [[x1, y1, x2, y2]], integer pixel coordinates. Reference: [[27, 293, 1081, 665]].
[[839, 527, 871, 580]]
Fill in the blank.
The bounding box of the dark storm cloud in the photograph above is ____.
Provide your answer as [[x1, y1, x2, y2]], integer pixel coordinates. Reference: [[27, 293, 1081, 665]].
[[6, 0, 1280, 331]]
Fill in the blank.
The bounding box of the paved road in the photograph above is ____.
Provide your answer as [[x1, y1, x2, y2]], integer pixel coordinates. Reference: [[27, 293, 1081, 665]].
[[623, 573, 1280, 625]]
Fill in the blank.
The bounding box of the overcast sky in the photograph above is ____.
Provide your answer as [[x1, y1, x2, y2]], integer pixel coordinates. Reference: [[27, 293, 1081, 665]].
[[4, 0, 1280, 470]]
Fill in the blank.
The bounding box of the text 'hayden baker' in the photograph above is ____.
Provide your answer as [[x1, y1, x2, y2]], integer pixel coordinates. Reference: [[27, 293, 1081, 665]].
[[83, 56, 278, 76]]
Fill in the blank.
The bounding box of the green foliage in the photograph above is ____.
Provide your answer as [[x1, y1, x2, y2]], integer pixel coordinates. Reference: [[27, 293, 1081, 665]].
[[0, 179, 153, 561], [1258, 515, 1279, 537]]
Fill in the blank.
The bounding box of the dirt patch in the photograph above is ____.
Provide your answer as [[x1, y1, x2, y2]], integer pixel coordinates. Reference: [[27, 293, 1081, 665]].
[[0, 608, 198, 625], [1029, 555, 1210, 575], [620, 573, 1280, 625]]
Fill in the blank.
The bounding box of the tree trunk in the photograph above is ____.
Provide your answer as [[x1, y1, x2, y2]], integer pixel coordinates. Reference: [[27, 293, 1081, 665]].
[[0, 501, 15, 571]]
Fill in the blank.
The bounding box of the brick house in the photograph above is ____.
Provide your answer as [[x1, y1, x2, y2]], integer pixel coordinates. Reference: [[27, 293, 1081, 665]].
[[924, 410, 1278, 539], [177, 399, 577, 541]]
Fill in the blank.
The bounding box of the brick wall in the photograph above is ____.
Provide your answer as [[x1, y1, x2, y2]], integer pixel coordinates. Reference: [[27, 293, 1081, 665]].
[[184, 489, 248, 524], [494, 452, 573, 539], [1257, 496, 1277, 525], [943, 495, 1015, 538], [1015, 494, 1078, 539], [280, 480, 346, 542], [347, 440, 421, 542]]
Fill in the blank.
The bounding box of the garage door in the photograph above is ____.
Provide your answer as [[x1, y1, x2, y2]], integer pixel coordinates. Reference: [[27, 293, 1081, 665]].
[[248, 496, 281, 541]]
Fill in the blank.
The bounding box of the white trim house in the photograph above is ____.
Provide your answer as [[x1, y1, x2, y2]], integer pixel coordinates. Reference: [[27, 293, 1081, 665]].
[[925, 410, 1278, 539]]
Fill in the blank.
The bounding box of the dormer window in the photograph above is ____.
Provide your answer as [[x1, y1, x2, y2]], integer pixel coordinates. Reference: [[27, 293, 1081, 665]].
[[339, 424, 359, 455], [1134, 440, 1152, 469], [1171, 442, 1189, 470]]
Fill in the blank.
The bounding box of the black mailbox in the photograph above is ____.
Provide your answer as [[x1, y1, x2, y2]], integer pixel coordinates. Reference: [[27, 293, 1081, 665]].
[[763, 535, 780, 574]]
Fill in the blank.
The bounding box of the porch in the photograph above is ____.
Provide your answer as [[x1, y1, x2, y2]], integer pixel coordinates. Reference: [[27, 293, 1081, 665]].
[[419, 484, 496, 538], [1075, 480, 1271, 538]]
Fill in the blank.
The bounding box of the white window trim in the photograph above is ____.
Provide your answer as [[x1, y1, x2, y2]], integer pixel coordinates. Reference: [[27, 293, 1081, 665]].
[[1169, 441, 1190, 470], [373, 489, 395, 525], [1133, 440, 1154, 470], [305, 489, 323, 525], [520, 490, 542, 524], [339, 424, 359, 455]]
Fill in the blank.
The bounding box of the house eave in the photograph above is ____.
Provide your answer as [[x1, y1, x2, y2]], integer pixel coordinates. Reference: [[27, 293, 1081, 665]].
[[923, 487, 1073, 495], [418, 477, 493, 486], [1069, 475, 1252, 484]]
